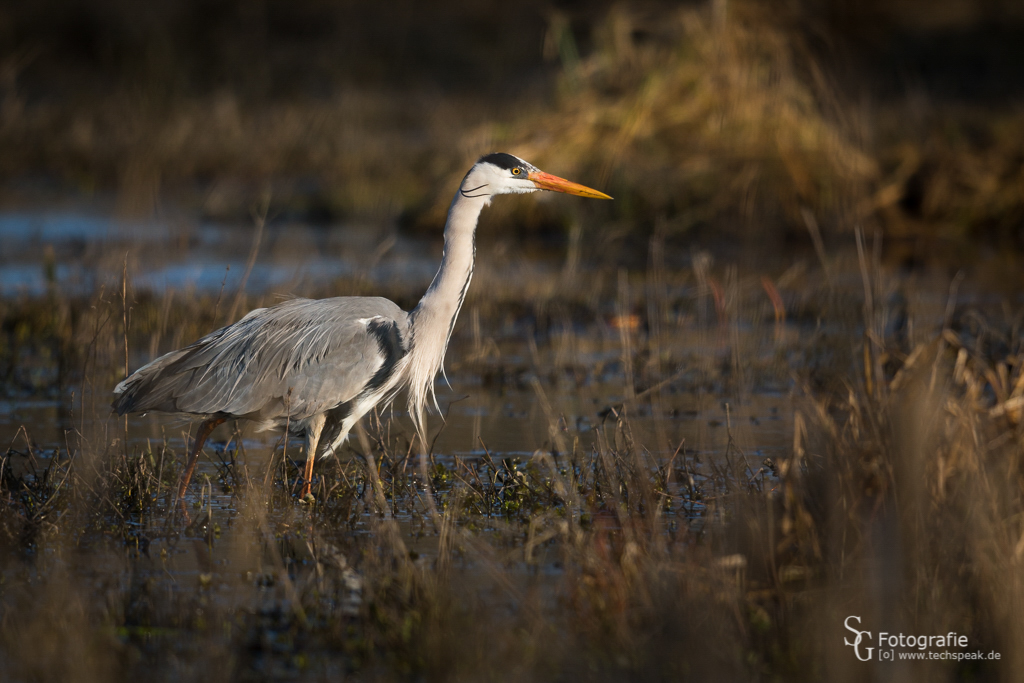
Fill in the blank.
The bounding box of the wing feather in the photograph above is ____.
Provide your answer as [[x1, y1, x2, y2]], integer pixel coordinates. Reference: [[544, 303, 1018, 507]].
[[113, 297, 409, 422]]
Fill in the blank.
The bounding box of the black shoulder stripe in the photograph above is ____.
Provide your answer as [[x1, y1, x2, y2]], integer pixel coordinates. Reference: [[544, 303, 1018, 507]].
[[363, 318, 407, 393]]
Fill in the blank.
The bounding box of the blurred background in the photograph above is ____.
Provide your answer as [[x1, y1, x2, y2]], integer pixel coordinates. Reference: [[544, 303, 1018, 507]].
[[0, 0, 1022, 295], [3, 3, 1024, 681]]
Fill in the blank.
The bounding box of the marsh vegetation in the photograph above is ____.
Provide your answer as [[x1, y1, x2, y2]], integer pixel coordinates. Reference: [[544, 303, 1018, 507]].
[[2, 0, 1024, 680]]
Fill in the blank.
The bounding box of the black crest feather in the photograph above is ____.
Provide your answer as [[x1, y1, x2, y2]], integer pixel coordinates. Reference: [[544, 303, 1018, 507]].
[[477, 152, 522, 170]]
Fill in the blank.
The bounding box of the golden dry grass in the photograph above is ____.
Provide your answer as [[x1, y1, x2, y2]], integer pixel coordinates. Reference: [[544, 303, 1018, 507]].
[[2, 1, 1024, 680], [2, 246, 1023, 680]]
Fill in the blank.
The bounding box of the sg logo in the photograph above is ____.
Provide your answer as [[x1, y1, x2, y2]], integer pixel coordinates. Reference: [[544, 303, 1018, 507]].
[[844, 616, 874, 661]]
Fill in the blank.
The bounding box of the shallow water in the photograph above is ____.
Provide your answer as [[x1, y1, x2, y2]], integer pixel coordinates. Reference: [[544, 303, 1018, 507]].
[[2, 337, 792, 594], [0, 208, 439, 296], [2, 377, 792, 485]]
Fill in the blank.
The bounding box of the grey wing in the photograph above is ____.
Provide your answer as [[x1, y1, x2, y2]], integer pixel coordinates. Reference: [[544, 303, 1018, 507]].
[[113, 297, 409, 422]]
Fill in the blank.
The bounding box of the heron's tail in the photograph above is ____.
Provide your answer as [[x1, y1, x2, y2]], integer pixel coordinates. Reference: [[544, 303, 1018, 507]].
[[111, 348, 191, 415], [111, 375, 139, 415]]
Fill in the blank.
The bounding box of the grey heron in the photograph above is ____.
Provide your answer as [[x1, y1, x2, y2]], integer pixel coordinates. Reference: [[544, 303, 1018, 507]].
[[113, 153, 611, 502]]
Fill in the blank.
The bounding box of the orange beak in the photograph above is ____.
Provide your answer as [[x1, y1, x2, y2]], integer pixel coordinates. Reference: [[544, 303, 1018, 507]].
[[528, 171, 612, 199]]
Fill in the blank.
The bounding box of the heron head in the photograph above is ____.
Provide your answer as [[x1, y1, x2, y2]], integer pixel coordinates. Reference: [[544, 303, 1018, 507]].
[[461, 152, 612, 200]]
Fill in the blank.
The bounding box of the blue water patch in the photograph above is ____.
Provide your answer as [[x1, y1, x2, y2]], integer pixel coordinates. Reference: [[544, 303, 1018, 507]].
[[0, 211, 115, 243], [0, 208, 440, 297]]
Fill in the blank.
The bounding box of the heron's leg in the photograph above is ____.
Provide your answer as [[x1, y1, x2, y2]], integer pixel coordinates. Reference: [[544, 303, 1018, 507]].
[[177, 417, 227, 503], [301, 414, 326, 501]]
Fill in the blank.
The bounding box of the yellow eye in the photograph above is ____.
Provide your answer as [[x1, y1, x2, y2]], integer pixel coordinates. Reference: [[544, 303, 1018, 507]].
[[512, 168, 521, 175]]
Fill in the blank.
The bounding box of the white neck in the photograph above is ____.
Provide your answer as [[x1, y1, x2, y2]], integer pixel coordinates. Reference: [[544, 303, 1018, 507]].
[[405, 186, 489, 443]]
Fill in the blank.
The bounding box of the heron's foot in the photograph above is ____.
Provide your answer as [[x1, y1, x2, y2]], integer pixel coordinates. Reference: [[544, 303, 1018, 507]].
[[177, 497, 192, 525], [299, 479, 315, 504]]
